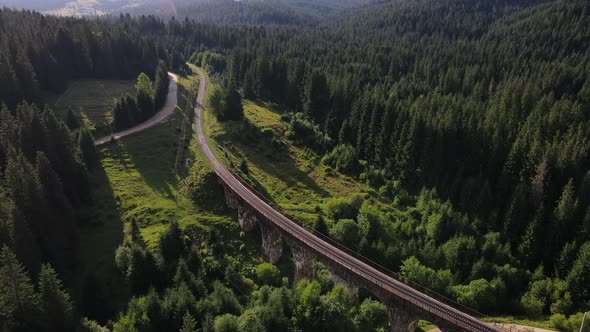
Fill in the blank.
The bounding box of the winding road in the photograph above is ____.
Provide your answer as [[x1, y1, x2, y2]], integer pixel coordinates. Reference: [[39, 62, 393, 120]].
[[191, 70, 515, 332], [95, 73, 178, 146]]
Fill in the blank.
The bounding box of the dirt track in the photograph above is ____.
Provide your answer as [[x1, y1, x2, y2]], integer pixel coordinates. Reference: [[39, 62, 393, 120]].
[[95, 73, 178, 146]]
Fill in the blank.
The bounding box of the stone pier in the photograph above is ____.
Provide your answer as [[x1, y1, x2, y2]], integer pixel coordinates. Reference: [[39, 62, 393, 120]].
[[287, 239, 316, 283], [259, 220, 283, 264]]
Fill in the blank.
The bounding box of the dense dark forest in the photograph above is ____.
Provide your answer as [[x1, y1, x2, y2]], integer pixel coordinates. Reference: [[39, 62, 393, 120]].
[[1, 0, 590, 330], [171, 0, 590, 317]]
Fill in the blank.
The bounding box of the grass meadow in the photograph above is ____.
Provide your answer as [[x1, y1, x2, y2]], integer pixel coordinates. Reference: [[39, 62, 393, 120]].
[[203, 98, 372, 224], [68, 67, 272, 315], [44, 79, 136, 136]]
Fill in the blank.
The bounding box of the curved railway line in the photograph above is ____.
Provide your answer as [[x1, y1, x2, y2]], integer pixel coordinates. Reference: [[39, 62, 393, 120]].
[[192, 68, 520, 332]]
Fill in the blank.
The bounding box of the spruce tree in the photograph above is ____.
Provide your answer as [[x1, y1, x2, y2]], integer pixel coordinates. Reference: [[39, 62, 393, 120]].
[[0, 246, 42, 331], [35, 152, 78, 268], [222, 86, 244, 121], [65, 108, 80, 130], [0, 196, 41, 276], [180, 311, 198, 332], [78, 128, 99, 171], [566, 241, 590, 304], [38, 264, 76, 332], [303, 71, 331, 124], [154, 61, 169, 109], [313, 214, 329, 236]]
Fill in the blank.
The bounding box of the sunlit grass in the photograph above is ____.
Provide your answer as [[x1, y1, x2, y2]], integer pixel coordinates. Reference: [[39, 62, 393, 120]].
[[483, 316, 556, 331], [44, 79, 136, 135], [203, 98, 372, 224]]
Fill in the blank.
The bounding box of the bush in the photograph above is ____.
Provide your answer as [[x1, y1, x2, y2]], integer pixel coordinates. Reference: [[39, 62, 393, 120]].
[[280, 114, 291, 122], [326, 198, 359, 221], [551, 313, 588, 332], [452, 278, 499, 312], [322, 144, 361, 176], [239, 159, 249, 174], [255, 263, 281, 286], [181, 164, 226, 212], [329, 219, 361, 249], [362, 167, 386, 188], [261, 128, 274, 139], [214, 314, 238, 332], [551, 314, 570, 331], [286, 113, 332, 151]]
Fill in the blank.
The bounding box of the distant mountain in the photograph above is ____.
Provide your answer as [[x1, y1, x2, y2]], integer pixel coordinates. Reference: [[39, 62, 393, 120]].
[[130, 0, 371, 26], [0, 0, 147, 16], [0, 0, 370, 21], [0, 0, 70, 11]]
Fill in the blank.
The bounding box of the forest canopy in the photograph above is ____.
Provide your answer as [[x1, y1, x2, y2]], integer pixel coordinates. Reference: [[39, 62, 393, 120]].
[[1, 0, 590, 330]]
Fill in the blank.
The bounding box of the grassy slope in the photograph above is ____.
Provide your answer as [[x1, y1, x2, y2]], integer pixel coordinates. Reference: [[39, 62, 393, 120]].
[[204, 99, 371, 224], [71, 67, 272, 318], [203, 96, 556, 330], [44, 79, 136, 136]]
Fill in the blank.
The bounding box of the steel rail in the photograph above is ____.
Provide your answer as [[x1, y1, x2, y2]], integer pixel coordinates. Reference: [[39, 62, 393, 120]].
[[193, 68, 512, 332]]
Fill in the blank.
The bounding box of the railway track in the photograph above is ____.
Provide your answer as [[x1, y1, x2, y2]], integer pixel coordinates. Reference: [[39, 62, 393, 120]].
[[192, 67, 521, 332]]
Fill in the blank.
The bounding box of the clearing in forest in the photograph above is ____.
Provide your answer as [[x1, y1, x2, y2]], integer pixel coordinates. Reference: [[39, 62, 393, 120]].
[[44, 79, 136, 134]]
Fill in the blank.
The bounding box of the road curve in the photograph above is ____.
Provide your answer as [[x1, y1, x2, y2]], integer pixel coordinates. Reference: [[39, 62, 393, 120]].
[[95, 73, 178, 146], [193, 68, 508, 332]]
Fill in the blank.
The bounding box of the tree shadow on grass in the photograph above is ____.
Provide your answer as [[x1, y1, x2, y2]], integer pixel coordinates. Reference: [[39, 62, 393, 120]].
[[215, 119, 331, 201], [113, 83, 195, 199], [104, 127, 178, 200]]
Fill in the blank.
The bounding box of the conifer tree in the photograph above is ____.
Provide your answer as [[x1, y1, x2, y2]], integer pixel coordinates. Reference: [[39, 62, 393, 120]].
[[154, 61, 170, 109], [78, 128, 99, 171], [38, 264, 76, 332], [65, 108, 80, 130], [35, 152, 78, 268], [0, 246, 42, 331], [566, 241, 590, 304], [303, 71, 331, 124], [180, 311, 198, 332], [0, 196, 41, 276], [222, 86, 244, 121], [313, 214, 329, 236]]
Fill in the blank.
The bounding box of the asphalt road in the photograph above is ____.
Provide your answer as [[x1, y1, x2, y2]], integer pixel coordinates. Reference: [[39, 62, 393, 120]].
[[95, 73, 178, 146]]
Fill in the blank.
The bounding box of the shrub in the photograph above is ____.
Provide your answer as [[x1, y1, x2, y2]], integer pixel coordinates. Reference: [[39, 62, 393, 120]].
[[329, 219, 361, 249], [286, 113, 332, 151], [322, 144, 361, 176], [239, 159, 249, 174], [326, 198, 359, 221], [214, 314, 238, 332], [181, 163, 226, 212], [551, 314, 569, 331], [261, 128, 274, 139], [255, 263, 281, 286], [280, 114, 291, 122]]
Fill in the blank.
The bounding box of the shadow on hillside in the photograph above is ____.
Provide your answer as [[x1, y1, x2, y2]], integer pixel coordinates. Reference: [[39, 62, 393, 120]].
[[216, 119, 331, 201], [109, 136, 177, 199]]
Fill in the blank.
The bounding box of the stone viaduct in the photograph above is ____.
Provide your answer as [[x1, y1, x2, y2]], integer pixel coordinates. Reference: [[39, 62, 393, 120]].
[[220, 181, 515, 332]]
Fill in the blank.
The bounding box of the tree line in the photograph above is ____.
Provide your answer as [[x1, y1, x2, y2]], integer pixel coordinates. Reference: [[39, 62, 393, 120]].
[[172, 0, 590, 317], [112, 61, 170, 131], [1, 0, 590, 327]]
